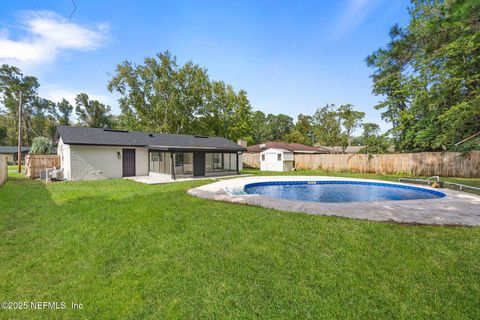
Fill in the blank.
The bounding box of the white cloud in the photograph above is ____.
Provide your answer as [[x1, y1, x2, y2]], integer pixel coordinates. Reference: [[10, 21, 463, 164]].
[[0, 10, 109, 67], [334, 0, 380, 36]]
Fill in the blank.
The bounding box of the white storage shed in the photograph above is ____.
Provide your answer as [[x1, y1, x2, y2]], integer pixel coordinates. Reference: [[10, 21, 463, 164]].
[[246, 142, 328, 172], [260, 148, 295, 172]]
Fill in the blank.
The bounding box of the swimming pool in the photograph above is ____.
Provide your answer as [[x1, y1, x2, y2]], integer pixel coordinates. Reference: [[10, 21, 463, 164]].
[[189, 176, 480, 225], [244, 181, 445, 203]]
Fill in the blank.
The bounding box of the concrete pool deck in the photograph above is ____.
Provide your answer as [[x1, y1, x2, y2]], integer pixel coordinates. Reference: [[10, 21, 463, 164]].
[[188, 176, 480, 226]]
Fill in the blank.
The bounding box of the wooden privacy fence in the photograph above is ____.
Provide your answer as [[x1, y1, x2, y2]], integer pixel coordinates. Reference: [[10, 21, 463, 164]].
[[25, 155, 60, 179], [242, 153, 260, 168], [243, 151, 480, 178], [0, 155, 7, 186]]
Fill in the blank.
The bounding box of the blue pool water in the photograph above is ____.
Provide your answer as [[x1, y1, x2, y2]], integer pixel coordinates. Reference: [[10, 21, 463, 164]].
[[244, 181, 445, 203]]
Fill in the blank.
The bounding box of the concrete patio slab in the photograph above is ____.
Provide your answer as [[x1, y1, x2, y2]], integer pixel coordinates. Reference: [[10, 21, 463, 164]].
[[188, 176, 480, 226], [126, 174, 252, 185]]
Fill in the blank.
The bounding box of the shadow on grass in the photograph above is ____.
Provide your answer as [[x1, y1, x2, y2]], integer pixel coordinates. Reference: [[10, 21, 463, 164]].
[[0, 175, 58, 234]]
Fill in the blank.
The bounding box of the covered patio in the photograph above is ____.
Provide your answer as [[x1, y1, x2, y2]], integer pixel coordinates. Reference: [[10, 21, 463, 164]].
[[147, 148, 241, 180], [127, 172, 250, 184]]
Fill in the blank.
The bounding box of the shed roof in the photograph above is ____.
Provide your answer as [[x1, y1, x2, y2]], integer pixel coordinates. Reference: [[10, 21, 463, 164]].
[[55, 126, 246, 151], [247, 142, 326, 153], [317, 146, 365, 154]]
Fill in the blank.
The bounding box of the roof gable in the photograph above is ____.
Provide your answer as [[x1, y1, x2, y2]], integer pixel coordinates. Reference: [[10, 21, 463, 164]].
[[247, 142, 326, 153]]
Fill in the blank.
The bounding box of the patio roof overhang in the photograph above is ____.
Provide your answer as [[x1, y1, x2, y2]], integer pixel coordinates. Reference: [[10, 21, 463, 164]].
[[147, 145, 244, 153]]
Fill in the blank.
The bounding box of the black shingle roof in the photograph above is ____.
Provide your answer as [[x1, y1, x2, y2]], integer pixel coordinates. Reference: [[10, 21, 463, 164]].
[[55, 126, 246, 151], [0, 146, 29, 154]]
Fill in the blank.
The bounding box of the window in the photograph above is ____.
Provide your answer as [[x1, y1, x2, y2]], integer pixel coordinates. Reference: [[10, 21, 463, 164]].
[[261, 154, 265, 161], [277, 153, 282, 161]]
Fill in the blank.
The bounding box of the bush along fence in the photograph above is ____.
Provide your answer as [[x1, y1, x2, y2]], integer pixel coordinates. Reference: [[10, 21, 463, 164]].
[[25, 155, 61, 179], [0, 155, 6, 186], [242, 151, 480, 178]]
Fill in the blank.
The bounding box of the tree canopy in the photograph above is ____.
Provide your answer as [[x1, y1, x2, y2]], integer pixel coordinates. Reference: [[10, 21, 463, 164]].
[[0, 65, 117, 146], [107, 51, 253, 141], [366, 0, 480, 152], [75, 93, 114, 128], [0, 64, 56, 145]]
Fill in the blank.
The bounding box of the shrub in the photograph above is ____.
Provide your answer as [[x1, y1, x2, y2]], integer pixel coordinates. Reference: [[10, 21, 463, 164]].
[[29, 137, 53, 155]]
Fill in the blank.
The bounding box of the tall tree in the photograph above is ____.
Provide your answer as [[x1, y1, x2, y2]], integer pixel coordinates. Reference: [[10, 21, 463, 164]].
[[266, 114, 293, 141], [108, 51, 209, 134], [338, 104, 365, 151], [226, 89, 253, 141], [108, 51, 253, 139], [0, 114, 7, 145], [0, 64, 55, 144], [53, 99, 73, 126], [367, 0, 480, 151], [359, 122, 391, 154], [75, 93, 114, 128], [312, 104, 343, 149], [284, 114, 314, 145], [251, 111, 270, 144], [199, 82, 253, 140]]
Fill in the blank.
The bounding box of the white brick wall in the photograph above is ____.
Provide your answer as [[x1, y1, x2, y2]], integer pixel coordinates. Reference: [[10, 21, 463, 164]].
[[66, 145, 148, 181]]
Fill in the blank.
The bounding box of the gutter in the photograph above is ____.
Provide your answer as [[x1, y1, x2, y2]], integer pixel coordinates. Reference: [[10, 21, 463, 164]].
[[59, 142, 245, 152]]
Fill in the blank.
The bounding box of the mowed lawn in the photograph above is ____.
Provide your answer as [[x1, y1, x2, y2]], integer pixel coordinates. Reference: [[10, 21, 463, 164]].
[[1, 172, 480, 319]]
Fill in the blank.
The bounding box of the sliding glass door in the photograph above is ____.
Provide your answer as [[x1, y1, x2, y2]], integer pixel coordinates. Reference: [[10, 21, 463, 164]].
[[174, 152, 193, 175], [150, 151, 237, 177], [205, 152, 237, 173], [149, 151, 171, 175]]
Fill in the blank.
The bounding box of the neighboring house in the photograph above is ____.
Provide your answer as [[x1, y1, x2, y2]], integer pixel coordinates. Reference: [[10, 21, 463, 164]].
[[55, 126, 246, 181], [0, 146, 29, 164], [316, 145, 365, 154], [247, 142, 326, 172]]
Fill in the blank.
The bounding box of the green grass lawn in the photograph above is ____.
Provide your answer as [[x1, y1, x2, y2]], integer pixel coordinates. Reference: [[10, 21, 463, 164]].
[[1, 172, 479, 319]]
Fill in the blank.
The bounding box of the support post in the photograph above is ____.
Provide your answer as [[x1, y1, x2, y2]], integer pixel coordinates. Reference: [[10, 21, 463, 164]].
[[17, 91, 22, 173], [236, 152, 240, 174], [171, 152, 175, 180]]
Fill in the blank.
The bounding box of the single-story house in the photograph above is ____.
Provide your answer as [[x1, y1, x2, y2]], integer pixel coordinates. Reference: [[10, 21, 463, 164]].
[[55, 126, 246, 181], [246, 142, 327, 171], [0, 146, 29, 164]]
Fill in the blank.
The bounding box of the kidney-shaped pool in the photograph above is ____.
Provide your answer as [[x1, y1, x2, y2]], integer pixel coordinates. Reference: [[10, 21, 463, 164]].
[[244, 181, 445, 203]]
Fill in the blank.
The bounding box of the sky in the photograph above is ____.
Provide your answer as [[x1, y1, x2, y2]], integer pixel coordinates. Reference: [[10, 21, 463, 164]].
[[0, 0, 411, 132]]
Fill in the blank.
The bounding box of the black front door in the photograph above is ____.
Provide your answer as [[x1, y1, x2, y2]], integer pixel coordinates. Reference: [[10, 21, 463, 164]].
[[193, 152, 205, 176], [122, 149, 136, 177]]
